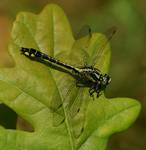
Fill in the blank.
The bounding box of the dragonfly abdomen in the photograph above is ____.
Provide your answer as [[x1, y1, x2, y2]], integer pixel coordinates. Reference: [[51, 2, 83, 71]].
[[21, 47, 79, 73]]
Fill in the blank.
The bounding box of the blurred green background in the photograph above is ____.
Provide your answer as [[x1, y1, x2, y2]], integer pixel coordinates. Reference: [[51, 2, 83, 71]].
[[0, 0, 145, 149]]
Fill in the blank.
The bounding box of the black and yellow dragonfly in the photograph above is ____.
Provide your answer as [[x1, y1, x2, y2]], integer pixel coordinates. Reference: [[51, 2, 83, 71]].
[[20, 26, 116, 138]]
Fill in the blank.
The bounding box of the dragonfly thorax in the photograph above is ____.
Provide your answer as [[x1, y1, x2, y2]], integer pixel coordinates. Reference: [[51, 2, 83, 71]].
[[77, 66, 101, 82]]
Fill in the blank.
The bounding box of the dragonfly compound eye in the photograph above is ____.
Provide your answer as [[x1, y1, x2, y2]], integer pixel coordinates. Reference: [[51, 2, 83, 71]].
[[102, 74, 111, 86]]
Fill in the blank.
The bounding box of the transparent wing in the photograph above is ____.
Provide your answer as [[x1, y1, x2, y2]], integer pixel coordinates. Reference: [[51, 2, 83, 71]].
[[50, 73, 75, 126], [51, 74, 89, 138], [52, 107, 65, 126], [69, 25, 92, 67], [70, 26, 116, 68], [68, 88, 83, 118], [90, 26, 117, 67], [62, 84, 90, 138], [50, 86, 65, 127], [51, 79, 81, 128], [69, 88, 90, 138]]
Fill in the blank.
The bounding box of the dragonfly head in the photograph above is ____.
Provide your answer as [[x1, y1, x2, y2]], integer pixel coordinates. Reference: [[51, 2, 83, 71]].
[[100, 74, 111, 88]]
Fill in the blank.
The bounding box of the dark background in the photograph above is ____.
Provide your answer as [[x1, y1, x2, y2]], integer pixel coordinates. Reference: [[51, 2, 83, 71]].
[[0, 0, 145, 149]]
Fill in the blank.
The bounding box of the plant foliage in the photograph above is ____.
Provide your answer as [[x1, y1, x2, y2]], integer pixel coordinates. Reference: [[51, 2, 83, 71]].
[[0, 4, 141, 150]]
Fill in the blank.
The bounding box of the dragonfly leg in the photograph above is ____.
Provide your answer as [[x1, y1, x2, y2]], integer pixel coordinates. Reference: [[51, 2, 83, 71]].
[[96, 91, 100, 98], [96, 91, 102, 98], [89, 87, 95, 99]]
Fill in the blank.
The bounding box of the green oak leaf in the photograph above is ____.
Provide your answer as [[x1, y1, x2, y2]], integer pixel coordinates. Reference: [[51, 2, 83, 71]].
[[0, 4, 141, 150]]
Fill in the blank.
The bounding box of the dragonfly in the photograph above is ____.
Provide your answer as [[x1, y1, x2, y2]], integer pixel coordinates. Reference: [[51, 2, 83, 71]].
[[20, 26, 116, 137]]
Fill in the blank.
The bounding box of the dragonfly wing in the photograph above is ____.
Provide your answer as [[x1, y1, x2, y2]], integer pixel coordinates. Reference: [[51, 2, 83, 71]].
[[52, 107, 65, 126], [50, 73, 75, 126], [69, 88, 89, 138], [50, 87, 65, 126], [69, 26, 92, 67], [55, 79, 89, 138], [89, 26, 117, 67], [68, 88, 83, 117]]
